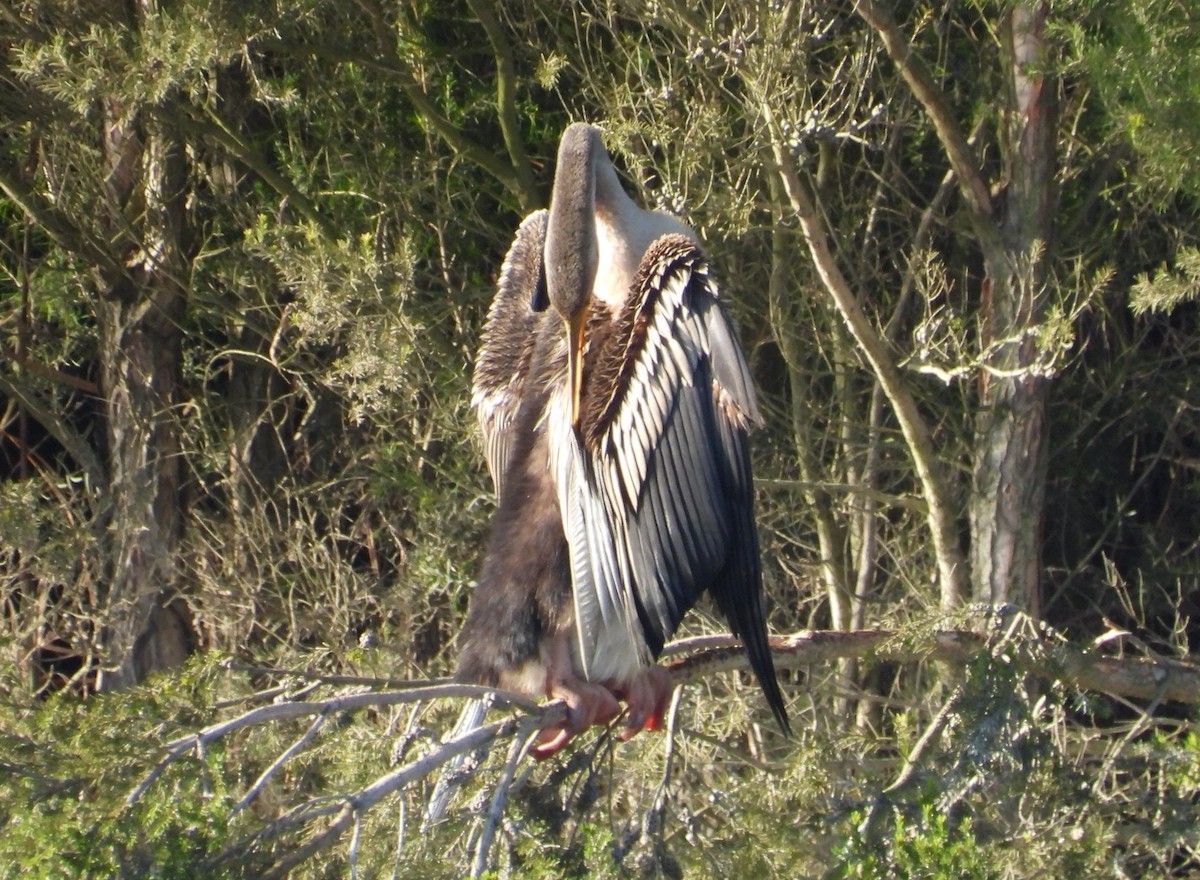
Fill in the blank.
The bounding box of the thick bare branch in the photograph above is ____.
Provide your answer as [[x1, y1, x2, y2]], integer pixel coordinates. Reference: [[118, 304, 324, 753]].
[[667, 628, 1200, 705], [159, 682, 539, 755], [125, 682, 541, 808], [766, 136, 970, 606], [464, 0, 538, 211], [352, 0, 532, 203], [852, 0, 998, 235]]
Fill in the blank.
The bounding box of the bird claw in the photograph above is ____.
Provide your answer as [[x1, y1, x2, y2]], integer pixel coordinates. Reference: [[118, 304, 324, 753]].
[[529, 667, 676, 758], [616, 666, 675, 740], [530, 679, 621, 759]]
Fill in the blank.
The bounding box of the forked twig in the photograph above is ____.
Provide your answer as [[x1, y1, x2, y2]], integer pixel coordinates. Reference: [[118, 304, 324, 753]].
[[471, 719, 542, 878]]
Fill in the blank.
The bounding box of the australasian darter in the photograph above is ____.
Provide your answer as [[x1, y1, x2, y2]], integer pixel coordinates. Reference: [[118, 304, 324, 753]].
[[456, 122, 789, 758]]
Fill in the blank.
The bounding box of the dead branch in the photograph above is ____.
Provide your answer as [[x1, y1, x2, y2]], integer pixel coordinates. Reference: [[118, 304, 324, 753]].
[[664, 627, 1200, 705], [125, 682, 539, 808], [131, 614, 1199, 877]]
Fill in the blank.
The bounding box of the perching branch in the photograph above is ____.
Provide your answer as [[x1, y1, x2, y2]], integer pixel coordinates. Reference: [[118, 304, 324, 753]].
[[131, 614, 1199, 877], [667, 624, 1200, 705]]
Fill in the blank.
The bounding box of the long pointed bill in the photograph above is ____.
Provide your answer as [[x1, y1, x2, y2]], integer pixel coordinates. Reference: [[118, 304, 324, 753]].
[[566, 312, 586, 430]]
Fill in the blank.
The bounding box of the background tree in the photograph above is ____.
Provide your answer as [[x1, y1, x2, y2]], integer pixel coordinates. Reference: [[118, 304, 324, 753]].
[[2, 0, 1199, 876]]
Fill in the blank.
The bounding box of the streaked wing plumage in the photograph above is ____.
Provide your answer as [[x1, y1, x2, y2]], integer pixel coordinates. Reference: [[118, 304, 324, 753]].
[[472, 210, 549, 496], [551, 235, 784, 733]]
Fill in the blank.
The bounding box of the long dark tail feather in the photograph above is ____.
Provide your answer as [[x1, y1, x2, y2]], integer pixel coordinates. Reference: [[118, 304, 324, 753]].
[[713, 421, 791, 737], [713, 527, 790, 736], [742, 609, 791, 737], [725, 540, 790, 737]]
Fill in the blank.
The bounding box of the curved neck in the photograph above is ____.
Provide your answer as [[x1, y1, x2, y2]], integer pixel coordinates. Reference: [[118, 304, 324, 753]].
[[544, 124, 696, 317], [545, 124, 605, 320]]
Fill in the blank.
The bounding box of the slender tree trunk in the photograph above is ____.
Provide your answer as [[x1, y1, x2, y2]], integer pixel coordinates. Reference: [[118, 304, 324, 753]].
[[768, 136, 970, 608], [94, 83, 193, 689], [766, 213, 851, 628], [856, 0, 1055, 614], [969, 3, 1055, 612]]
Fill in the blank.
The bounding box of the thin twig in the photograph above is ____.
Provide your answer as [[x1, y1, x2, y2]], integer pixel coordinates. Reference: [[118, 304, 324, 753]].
[[644, 686, 685, 840], [231, 712, 328, 816], [221, 660, 457, 690], [885, 688, 963, 795], [348, 807, 363, 880], [472, 720, 540, 878]]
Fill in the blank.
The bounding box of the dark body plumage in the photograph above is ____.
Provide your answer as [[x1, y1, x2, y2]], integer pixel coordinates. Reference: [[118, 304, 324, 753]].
[[457, 211, 573, 689], [456, 124, 788, 753]]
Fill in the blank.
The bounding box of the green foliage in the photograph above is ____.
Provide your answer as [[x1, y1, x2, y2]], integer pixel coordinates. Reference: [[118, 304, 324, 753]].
[[0, 657, 239, 879], [1130, 246, 1200, 316], [834, 804, 998, 880], [1063, 0, 1200, 199], [3, 0, 1200, 877]]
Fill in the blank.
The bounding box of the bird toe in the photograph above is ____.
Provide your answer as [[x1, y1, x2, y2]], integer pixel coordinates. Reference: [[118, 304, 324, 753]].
[[530, 726, 573, 760], [616, 666, 676, 739], [531, 678, 623, 758]]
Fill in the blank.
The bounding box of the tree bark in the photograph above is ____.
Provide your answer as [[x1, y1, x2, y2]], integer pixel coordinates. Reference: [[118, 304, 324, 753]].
[[93, 84, 193, 689], [969, 3, 1055, 612]]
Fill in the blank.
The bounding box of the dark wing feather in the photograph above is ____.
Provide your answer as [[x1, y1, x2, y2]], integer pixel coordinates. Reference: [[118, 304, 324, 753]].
[[472, 210, 549, 497], [705, 322, 790, 735], [559, 234, 788, 732]]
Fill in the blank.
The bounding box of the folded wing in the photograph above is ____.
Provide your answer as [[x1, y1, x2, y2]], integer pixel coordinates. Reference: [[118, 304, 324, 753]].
[[551, 234, 788, 732], [472, 210, 549, 497]]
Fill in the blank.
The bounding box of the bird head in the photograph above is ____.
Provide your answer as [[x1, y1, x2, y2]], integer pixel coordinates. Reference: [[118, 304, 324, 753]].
[[544, 123, 603, 429], [543, 123, 697, 429]]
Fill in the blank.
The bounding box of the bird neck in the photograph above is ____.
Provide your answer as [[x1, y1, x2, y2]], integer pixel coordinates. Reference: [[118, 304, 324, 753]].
[[592, 162, 697, 310]]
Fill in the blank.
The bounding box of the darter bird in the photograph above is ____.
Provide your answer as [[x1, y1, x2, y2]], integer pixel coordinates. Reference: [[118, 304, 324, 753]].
[[456, 122, 788, 758]]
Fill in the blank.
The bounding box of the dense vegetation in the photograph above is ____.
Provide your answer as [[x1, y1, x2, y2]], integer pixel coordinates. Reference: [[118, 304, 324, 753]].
[[2, 1, 1199, 876]]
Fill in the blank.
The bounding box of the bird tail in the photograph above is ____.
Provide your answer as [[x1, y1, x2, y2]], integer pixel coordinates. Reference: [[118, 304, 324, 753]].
[[745, 620, 791, 737], [423, 697, 491, 828], [711, 416, 791, 737], [736, 574, 791, 737]]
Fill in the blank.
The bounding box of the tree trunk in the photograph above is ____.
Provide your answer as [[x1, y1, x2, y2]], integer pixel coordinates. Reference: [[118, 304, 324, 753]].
[[94, 93, 193, 690], [854, 0, 1057, 613], [969, 3, 1055, 613]]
